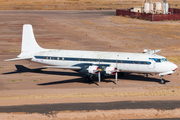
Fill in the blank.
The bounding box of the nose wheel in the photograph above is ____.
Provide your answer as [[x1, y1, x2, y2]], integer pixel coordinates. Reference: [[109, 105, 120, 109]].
[[160, 75, 165, 84]]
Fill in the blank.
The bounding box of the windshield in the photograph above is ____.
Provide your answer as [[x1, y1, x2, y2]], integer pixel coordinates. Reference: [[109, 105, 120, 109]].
[[149, 58, 167, 63]]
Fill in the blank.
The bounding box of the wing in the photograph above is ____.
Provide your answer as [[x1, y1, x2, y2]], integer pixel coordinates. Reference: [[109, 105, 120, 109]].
[[43, 66, 81, 70], [43, 63, 111, 71]]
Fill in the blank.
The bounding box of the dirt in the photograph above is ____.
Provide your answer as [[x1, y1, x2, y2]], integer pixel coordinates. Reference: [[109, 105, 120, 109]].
[[0, 10, 180, 119], [1, 109, 180, 120]]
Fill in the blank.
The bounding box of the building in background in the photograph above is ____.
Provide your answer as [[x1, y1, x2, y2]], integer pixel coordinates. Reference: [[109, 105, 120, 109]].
[[116, 0, 180, 21]]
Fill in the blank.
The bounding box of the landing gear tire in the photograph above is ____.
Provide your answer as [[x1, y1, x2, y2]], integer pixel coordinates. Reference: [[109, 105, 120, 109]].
[[84, 76, 91, 83], [160, 79, 165, 84], [160, 75, 165, 84]]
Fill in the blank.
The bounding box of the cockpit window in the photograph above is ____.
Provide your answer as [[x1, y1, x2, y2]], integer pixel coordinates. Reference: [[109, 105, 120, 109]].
[[149, 58, 167, 63], [161, 58, 167, 62]]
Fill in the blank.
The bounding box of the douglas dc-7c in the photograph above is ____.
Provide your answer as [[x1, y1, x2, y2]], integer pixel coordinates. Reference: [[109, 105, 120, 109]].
[[5, 24, 178, 84]]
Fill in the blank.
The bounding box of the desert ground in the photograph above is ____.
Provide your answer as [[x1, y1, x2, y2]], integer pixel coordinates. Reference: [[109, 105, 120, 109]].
[[0, 0, 180, 10], [0, 9, 180, 120]]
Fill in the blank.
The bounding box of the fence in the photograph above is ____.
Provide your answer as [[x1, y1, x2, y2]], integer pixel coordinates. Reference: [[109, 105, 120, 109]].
[[116, 8, 180, 21], [169, 8, 180, 14]]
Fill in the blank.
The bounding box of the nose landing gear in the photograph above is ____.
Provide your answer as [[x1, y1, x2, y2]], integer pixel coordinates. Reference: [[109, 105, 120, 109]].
[[160, 75, 165, 84]]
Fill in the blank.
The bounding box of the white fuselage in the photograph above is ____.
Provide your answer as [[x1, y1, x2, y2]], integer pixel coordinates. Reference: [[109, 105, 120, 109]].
[[31, 49, 177, 74]]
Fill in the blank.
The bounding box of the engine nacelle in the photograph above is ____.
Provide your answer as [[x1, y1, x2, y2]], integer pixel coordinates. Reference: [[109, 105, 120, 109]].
[[106, 66, 117, 75], [88, 66, 99, 74]]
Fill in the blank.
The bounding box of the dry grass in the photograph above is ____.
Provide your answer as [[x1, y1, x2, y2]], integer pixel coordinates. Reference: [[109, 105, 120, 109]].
[[0, 67, 4, 69], [8, 50, 21, 52], [1, 89, 180, 100], [8, 79, 22, 82], [72, 16, 180, 51], [114, 17, 180, 40], [0, 0, 180, 10]]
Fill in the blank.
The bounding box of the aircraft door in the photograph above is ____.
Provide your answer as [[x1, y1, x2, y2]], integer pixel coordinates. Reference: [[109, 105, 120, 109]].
[[147, 60, 155, 69]]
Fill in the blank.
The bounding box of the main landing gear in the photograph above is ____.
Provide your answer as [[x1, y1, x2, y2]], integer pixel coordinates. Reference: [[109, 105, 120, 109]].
[[160, 75, 165, 84], [84, 76, 92, 83], [84, 72, 125, 83]]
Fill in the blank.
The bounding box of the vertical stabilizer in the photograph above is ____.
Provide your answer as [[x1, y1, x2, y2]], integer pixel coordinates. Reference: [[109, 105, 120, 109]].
[[18, 24, 43, 57]]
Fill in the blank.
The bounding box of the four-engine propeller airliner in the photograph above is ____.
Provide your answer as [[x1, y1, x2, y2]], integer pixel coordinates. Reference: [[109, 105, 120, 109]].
[[5, 24, 178, 84]]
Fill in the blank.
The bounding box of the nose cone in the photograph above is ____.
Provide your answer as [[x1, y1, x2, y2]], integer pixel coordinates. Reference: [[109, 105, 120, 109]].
[[172, 63, 178, 71]]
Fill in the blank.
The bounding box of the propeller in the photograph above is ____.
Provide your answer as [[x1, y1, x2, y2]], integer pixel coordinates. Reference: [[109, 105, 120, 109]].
[[98, 58, 101, 83], [115, 59, 118, 84], [115, 72, 118, 83], [98, 72, 101, 83]]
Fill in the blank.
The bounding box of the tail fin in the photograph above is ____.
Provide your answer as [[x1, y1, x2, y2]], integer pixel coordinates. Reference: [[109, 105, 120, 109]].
[[18, 24, 43, 57], [5, 24, 44, 61]]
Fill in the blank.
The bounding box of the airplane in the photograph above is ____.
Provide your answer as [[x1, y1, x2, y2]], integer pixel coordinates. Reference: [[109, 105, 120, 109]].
[[5, 24, 178, 84]]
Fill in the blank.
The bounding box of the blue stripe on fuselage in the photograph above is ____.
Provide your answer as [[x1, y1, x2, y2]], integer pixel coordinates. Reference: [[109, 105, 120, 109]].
[[34, 56, 151, 65]]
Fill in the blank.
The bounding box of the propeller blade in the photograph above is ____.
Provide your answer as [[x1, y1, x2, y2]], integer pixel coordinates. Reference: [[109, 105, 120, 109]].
[[110, 70, 116, 73], [98, 72, 101, 82], [98, 58, 101, 83], [93, 70, 99, 74], [115, 72, 118, 83]]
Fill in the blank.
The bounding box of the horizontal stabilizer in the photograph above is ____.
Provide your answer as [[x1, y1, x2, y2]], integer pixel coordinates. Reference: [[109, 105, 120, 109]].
[[159, 71, 174, 76], [43, 66, 81, 70], [4, 57, 32, 61]]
